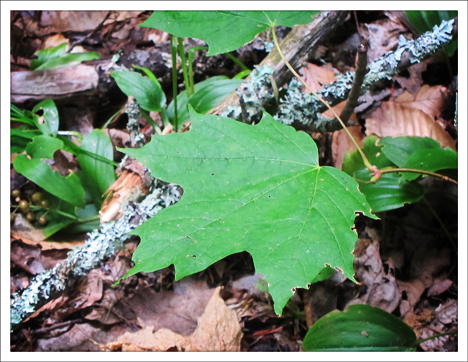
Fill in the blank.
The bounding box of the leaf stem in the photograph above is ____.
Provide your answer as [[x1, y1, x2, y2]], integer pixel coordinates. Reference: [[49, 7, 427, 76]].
[[170, 35, 179, 132], [177, 37, 191, 96], [57, 131, 83, 142], [225, 52, 251, 72], [271, 27, 375, 173], [188, 46, 208, 94], [374, 168, 458, 185], [413, 330, 457, 346]]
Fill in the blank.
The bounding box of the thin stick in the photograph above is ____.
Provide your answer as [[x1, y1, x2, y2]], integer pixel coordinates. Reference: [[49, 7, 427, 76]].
[[339, 41, 368, 123]]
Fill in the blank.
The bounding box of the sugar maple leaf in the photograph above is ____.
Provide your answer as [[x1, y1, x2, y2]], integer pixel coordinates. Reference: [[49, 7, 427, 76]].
[[123, 108, 375, 313]]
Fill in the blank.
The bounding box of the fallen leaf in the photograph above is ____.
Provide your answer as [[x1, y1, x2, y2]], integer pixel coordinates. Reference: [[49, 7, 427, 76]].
[[348, 233, 400, 313], [300, 62, 338, 92], [365, 101, 456, 150], [331, 125, 364, 169], [103, 287, 243, 351], [397, 279, 426, 317], [395, 85, 451, 120], [40, 11, 110, 32], [361, 15, 410, 62], [427, 278, 453, 297]]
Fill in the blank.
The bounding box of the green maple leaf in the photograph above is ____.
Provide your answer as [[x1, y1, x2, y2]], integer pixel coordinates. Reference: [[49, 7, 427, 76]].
[[140, 11, 319, 56], [122, 109, 376, 314]]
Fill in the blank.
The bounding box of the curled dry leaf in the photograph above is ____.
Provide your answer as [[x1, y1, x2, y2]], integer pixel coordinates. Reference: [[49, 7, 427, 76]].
[[366, 101, 456, 150], [103, 287, 242, 351]]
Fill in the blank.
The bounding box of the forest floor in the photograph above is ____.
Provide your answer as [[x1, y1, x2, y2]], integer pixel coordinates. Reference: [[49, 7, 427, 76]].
[[9, 10, 458, 352]]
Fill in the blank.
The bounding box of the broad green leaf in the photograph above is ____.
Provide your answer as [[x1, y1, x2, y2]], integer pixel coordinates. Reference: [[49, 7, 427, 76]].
[[34, 52, 100, 70], [32, 100, 59, 137], [166, 76, 243, 124], [141, 11, 320, 56], [302, 304, 417, 351], [26, 135, 64, 159], [379, 136, 458, 181], [110, 70, 166, 112], [342, 136, 424, 212], [122, 108, 375, 314], [13, 155, 85, 208], [30, 43, 67, 70], [77, 130, 116, 209]]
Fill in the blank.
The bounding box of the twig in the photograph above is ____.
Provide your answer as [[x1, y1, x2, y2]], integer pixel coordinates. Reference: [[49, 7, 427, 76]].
[[339, 41, 368, 124]]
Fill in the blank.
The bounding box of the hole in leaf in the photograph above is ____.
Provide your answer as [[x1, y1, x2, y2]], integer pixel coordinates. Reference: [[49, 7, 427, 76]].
[[402, 291, 408, 301]]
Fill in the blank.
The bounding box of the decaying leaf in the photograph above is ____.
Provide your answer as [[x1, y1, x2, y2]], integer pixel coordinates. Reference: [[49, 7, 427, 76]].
[[347, 233, 400, 313], [103, 287, 243, 351], [395, 84, 451, 120], [331, 125, 364, 169], [365, 101, 456, 150], [300, 62, 338, 92]]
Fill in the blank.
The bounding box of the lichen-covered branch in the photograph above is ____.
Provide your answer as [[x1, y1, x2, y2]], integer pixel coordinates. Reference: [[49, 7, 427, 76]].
[[221, 18, 457, 133], [10, 182, 181, 331], [277, 18, 457, 132]]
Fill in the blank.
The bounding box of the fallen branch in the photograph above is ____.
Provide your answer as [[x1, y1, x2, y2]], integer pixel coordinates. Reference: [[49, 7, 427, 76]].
[[218, 18, 457, 133]]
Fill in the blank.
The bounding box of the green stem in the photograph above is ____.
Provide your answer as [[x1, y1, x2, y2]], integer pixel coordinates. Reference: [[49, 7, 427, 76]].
[[57, 131, 83, 142], [24, 205, 101, 224], [177, 37, 191, 97], [188, 46, 208, 94], [170, 35, 179, 132], [225, 52, 250, 72], [101, 107, 124, 130], [414, 330, 457, 346], [271, 27, 375, 173], [422, 197, 457, 252], [376, 168, 458, 185]]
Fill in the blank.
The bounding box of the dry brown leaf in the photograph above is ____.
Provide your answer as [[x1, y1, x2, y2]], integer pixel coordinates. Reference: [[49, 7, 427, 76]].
[[40, 11, 110, 33], [331, 125, 364, 169], [348, 233, 400, 313], [104, 287, 242, 351], [397, 279, 426, 317], [300, 63, 338, 92], [365, 101, 456, 150], [395, 85, 450, 120], [361, 16, 410, 62]]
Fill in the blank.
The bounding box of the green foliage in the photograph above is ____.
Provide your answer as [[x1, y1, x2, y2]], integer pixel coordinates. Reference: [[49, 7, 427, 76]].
[[379, 136, 458, 181], [166, 76, 243, 124], [11, 101, 116, 236], [13, 155, 86, 208], [405, 11, 458, 56], [141, 11, 320, 56], [77, 130, 116, 209], [302, 304, 417, 351], [343, 136, 457, 213], [121, 108, 375, 314], [32, 99, 59, 137], [342, 135, 424, 212], [30, 42, 100, 70], [111, 68, 166, 112]]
